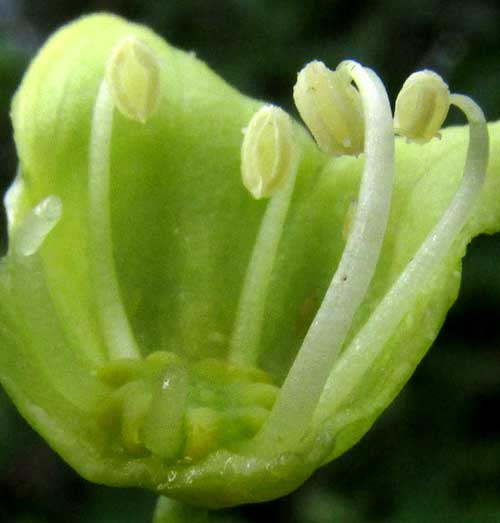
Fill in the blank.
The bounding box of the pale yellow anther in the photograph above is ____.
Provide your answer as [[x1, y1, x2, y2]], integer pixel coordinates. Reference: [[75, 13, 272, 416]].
[[293, 60, 364, 156], [241, 105, 297, 199], [105, 36, 160, 123], [394, 70, 450, 143]]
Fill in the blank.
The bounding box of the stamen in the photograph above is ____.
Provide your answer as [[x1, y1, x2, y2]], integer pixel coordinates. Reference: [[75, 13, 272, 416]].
[[321, 92, 489, 420], [251, 61, 395, 455], [230, 105, 299, 365], [89, 80, 140, 360], [293, 60, 364, 156], [88, 35, 160, 361]]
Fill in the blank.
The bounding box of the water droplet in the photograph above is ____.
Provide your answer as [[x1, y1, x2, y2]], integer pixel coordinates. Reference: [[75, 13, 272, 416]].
[[15, 195, 62, 257], [184, 470, 195, 485], [167, 470, 177, 482]]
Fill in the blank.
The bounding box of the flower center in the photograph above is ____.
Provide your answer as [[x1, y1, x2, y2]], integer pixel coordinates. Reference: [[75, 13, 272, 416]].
[[82, 39, 488, 462], [96, 353, 278, 461]]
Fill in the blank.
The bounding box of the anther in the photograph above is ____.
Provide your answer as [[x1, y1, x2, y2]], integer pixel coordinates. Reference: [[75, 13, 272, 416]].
[[293, 60, 364, 156], [241, 105, 297, 199], [394, 70, 450, 143], [106, 36, 160, 123]]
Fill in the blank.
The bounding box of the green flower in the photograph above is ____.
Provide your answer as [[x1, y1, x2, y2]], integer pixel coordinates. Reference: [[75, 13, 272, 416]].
[[1, 12, 499, 517]]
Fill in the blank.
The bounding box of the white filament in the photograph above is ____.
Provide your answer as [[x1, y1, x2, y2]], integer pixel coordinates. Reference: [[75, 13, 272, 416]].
[[229, 160, 299, 366], [320, 93, 489, 418], [88, 80, 141, 360], [251, 61, 395, 455]]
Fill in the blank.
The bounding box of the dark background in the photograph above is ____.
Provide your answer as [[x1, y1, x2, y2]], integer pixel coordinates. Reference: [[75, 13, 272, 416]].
[[1, 1, 500, 521]]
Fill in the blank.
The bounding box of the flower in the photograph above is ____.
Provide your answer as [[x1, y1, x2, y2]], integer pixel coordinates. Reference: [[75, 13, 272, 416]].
[[0, 12, 499, 515]]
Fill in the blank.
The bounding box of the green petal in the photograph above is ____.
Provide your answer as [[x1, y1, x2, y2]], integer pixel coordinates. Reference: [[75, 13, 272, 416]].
[[1, 12, 499, 509]]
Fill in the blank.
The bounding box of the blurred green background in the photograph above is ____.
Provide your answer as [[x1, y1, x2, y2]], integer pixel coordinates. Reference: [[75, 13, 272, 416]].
[[1, 1, 500, 521]]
